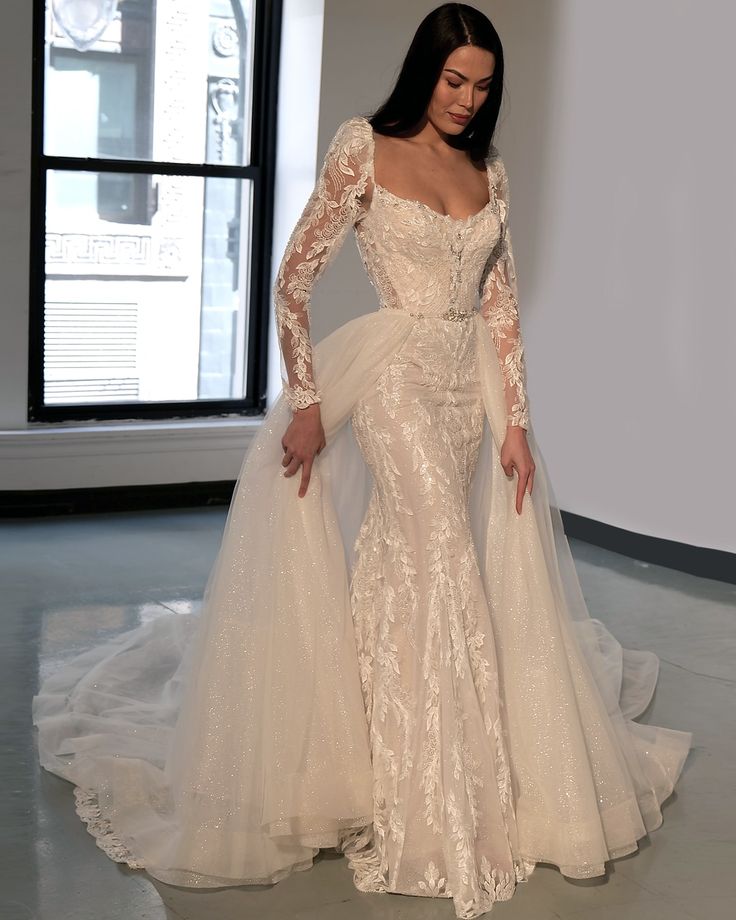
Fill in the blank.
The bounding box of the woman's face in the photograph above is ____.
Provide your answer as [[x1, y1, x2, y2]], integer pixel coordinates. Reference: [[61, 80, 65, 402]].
[[427, 43, 496, 136]]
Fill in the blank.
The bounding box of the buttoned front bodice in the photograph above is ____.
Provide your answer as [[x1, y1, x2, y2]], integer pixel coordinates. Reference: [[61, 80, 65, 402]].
[[355, 175, 503, 316]]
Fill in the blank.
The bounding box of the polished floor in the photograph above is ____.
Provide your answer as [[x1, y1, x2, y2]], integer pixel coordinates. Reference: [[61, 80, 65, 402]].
[[2, 507, 734, 920]]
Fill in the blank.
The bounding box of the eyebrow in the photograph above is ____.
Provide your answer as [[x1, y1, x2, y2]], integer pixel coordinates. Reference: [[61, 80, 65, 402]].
[[443, 67, 494, 83]]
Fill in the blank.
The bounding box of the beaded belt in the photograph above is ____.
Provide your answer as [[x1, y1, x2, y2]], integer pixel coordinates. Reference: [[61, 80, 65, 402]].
[[385, 307, 476, 322]]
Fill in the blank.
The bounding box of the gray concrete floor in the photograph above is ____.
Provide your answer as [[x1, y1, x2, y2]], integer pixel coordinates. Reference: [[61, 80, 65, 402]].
[[2, 508, 734, 920]]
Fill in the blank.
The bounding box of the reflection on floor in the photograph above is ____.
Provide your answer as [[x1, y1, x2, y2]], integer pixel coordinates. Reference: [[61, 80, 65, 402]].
[[2, 508, 734, 920]]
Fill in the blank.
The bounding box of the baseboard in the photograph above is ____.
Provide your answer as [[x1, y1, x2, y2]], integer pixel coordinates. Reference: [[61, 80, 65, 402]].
[[0, 483, 732, 585], [561, 510, 734, 585], [0, 481, 236, 517]]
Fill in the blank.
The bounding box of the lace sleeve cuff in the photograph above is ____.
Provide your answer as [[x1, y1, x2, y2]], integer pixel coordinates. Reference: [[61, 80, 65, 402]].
[[284, 383, 323, 411]]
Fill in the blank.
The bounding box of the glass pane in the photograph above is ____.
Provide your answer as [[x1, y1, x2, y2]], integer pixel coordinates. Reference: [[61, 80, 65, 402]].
[[44, 0, 256, 166], [44, 169, 253, 405]]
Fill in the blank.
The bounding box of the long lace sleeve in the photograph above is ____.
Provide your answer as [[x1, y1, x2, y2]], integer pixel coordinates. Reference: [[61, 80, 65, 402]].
[[479, 152, 530, 430], [272, 116, 373, 411]]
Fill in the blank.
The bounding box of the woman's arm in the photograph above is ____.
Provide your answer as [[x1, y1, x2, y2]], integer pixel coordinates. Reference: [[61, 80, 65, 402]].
[[272, 116, 372, 411], [479, 152, 530, 431], [480, 152, 535, 513]]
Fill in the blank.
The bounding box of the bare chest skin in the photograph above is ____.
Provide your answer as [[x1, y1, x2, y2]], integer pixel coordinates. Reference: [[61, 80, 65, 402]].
[[370, 132, 489, 220]]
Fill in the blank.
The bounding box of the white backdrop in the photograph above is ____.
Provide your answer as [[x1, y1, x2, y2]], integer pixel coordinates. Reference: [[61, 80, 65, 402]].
[[296, 0, 735, 554]]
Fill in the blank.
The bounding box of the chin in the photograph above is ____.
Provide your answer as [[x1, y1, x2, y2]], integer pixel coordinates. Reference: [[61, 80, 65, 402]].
[[446, 123, 467, 135]]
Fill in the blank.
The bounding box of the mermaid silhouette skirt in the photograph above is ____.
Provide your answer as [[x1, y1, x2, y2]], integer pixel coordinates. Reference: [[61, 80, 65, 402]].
[[342, 318, 523, 906]]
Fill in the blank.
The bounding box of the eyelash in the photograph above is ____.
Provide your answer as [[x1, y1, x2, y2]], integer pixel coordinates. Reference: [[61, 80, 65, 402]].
[[447, 80, 491, 91]]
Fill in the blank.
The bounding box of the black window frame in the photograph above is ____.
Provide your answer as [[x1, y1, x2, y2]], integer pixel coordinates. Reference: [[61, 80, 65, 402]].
[[28, 0, 282, 423]]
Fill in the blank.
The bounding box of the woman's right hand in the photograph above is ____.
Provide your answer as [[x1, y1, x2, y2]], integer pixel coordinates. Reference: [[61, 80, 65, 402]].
[[281, 403, 326, 498]]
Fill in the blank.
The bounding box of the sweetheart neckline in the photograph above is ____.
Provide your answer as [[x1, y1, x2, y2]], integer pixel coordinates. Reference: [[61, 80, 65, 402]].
[[372, 180, 495, 225], [358, 115, 495, 225]]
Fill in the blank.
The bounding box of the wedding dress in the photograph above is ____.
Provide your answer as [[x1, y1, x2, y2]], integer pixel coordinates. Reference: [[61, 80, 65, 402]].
[[31, 115, 693, 920]]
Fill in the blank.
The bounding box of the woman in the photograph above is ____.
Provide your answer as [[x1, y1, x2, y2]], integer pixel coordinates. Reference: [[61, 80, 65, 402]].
[[32, 5, 692, 919]]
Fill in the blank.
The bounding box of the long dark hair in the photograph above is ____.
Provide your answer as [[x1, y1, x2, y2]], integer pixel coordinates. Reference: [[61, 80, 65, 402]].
[[367, 3, 504, 161]]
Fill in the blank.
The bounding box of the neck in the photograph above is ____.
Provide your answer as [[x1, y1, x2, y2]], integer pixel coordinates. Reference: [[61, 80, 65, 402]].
[[409, 116, 457, 154]]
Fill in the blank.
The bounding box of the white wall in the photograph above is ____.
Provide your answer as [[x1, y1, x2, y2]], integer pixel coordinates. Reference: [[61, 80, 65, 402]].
[[305, 0, 735, 554], [267, 0, 326, 403], [1, 0, 733, 555], [0, 0, 32, 434], [487, 0, 735, 553]]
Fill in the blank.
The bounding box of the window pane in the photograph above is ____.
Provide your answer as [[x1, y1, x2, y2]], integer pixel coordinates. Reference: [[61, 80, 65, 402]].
[[44, 0, 256, 166], [44, 169, 253, 405]]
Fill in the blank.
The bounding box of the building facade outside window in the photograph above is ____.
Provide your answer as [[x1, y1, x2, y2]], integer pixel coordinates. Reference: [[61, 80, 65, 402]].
[[29, 0, 281, 421]]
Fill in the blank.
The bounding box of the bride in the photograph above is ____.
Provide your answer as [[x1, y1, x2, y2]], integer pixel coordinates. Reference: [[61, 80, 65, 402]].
[[31, 4, 692, 919]]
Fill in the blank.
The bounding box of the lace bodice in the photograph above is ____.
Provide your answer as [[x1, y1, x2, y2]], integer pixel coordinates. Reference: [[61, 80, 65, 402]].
[[272, 115, 530, 429]]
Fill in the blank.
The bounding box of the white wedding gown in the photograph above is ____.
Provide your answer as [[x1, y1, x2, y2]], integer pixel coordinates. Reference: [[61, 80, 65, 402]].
[[31, 115, 692, 920]]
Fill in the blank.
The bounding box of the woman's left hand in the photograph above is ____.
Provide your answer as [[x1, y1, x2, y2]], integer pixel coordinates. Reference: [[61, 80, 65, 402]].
[[500, 426, 536, 515]]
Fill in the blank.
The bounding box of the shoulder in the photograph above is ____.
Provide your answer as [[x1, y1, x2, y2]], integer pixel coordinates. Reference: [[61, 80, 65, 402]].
[[485, 145, 512, 209], [317, 116, 373, 197], [485, 143, 508, 183], [326, 114, 373, 153]]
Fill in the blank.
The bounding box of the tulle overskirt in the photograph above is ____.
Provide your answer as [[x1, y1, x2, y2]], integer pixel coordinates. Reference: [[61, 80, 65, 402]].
[[31, 309, 692, 893]]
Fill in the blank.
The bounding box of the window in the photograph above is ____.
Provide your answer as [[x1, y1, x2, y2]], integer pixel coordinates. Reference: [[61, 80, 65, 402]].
[[29, 0, 282, 421]]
